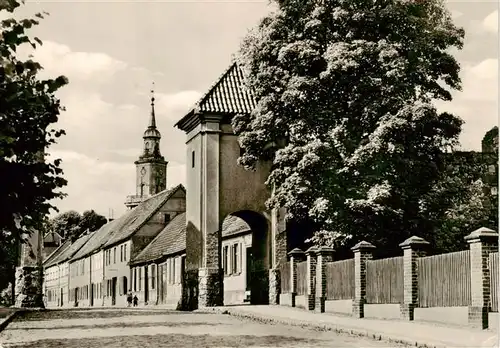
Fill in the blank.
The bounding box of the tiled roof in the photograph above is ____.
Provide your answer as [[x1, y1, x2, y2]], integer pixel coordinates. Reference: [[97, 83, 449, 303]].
[[130, 213, 251, 265], [130, 212, 186, 265], [196, 62, 256, 115], [71, 184, 185, 261], [43, 240, 71, 268], [45, 233, 94, 267], [175, 62, 256, 130], [222, 214, 251, 238]]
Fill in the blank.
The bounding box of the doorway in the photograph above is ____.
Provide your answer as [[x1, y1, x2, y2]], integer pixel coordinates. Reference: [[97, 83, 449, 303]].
[[144, 266, 149, 304], [111, 277, 117, 306]]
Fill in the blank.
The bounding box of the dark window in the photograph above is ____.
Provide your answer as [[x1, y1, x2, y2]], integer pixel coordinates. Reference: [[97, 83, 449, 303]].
[[164, 213, 171, 224], [223, 246, 229, 275], [232, 244, 239, 274], [113, 247, 116, 264], [151, 265, 156, 289], [191, 151, 195, 168], [133, 268, 137, 291]]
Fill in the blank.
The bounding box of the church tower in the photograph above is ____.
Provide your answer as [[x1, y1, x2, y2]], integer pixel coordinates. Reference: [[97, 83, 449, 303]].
[[125, 87, 168, 209]]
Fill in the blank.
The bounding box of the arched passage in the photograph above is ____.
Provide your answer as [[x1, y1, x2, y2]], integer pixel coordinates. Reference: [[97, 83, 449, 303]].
[[221, 210, 270, 305]]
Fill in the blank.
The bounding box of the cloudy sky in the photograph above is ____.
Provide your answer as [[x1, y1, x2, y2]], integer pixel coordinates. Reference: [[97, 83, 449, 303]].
[[7, 0, 499, 219]]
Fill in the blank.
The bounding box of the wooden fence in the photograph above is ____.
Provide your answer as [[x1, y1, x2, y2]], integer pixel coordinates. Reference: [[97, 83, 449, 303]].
[[490, 252, 498, 312], [280, 261, 291, 294], [366, 256, 404, 304], [325, 259, 355, 300], [296, 261, 307, 295], [418, 250, 471, 307]]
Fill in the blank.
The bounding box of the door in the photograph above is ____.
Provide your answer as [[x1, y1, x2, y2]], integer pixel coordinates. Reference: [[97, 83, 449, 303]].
[[159, 265, 164, 304], [60, 288, 63, 307], [144, 266, 149, 304], [111, 277, 117, 306], [246, 247, 252, 292], [90, 283, 94, 307]]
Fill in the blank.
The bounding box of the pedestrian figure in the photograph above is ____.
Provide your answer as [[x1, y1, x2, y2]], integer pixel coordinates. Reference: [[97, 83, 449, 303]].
[[126, 292, 132, 307], [133, 295, 138, 307]]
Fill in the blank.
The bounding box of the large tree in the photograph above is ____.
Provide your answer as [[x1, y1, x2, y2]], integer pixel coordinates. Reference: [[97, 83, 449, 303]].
[[234, 0, 465, 256], [0, 0, 68, 238], [0, 0, 68, 298], [49, 210, 107, 241]]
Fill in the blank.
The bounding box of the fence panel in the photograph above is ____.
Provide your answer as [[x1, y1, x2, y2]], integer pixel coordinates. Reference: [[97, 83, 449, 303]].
[[366, 256, 404, 304], [296, 261, 307, 295], [418, 250, 471, 307], [490, 252, 498, 312], [280, 261, 291, 294], [325, 259, 355, 300]]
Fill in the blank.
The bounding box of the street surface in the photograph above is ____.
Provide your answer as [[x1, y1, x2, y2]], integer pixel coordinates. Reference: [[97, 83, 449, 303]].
[[0, 308, 407, 347]]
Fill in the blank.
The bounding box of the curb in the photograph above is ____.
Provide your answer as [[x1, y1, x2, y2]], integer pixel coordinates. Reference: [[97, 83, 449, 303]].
[[0, 311, 20, 333], [195, 307, 443, 348]]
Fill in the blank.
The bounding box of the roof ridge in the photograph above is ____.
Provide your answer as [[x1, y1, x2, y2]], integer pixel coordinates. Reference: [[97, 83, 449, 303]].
[[130, 212, 186, 263], [196, 61, 238, 112], [105, 184, 184, 249], [43, 240, 71, 267]]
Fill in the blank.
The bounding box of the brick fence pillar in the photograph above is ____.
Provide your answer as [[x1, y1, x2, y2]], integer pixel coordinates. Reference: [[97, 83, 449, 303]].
[[305, 247, 317, 311], [351, 241, 375, 318], [315, 246, 334, 313], [399, 236, 430, 321], [288, 248, 305, 308], [465, 227, 499, 329]]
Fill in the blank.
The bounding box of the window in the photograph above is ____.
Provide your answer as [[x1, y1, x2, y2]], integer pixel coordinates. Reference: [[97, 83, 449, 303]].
[[123, 277, 128, 295], [191, 150, 195, 168], [172, 259, 176, 284], [113, 247, 116, 264], [134, 268, 137, 291], [223, 246, 229, 275], [139, 268, 142, 291], [232, 243, 239, 274], [164, 213, 171, 224], [120, 245, 123, 262], [124, 244, 127, 261], [151, 265, 156, 289]]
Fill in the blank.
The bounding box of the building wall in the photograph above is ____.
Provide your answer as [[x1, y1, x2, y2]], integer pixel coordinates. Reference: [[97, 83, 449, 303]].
[[103, 240, 132, 307], [222, 233, 252, 305], [44, 264, 61, 308], [90, 251, 105, 307], [218, 124, 271, 220], [185, 125, 203, 271], [69, 257, 91, 307], [132, 254, 185, 307]]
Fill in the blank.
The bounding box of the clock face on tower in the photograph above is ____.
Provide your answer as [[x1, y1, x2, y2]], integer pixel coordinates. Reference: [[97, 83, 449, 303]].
[[141, 167, 146, 176]]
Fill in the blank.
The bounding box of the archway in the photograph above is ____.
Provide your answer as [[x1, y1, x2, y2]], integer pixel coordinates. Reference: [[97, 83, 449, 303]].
[[221, 210, 270, 305]]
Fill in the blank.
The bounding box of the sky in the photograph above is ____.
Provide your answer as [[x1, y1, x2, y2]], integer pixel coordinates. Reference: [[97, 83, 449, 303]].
[[6, 0, 499, 220]]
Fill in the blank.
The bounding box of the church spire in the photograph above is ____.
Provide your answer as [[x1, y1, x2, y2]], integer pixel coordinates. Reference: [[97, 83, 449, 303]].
[[149, 82, 156, 129]]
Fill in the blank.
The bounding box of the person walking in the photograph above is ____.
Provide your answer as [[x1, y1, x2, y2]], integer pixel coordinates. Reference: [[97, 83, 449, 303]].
[[126, 292, 132, 307], [133, 295, 138, 307]]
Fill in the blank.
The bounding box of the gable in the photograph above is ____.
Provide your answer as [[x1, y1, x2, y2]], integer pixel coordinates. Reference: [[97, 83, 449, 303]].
[[175, 62, 256, 132]]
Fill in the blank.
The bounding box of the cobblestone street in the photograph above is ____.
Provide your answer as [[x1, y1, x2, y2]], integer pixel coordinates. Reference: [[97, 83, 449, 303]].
[[0, 308, 407, 347]]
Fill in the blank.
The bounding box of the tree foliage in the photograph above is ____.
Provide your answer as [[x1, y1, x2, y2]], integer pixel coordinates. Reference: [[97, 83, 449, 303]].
[[0, 0, 68, 244], [49, 210, 107, 241], [234, 0, 465, 256]]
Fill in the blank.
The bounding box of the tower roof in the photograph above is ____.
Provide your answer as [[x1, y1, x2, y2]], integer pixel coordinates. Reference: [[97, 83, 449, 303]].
[[175, 61, 256, 132], [143, 85, 161, 139]]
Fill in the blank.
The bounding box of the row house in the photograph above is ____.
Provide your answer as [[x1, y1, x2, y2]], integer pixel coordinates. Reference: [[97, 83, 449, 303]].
[[128, 213, 253, 308], [129, 212, 187, 307], [62, 184, 186, 308], [43, 233, 94, 307]]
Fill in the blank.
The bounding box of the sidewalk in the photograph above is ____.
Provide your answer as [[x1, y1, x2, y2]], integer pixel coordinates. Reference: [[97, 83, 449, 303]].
[[198, 305, 498, 348]]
